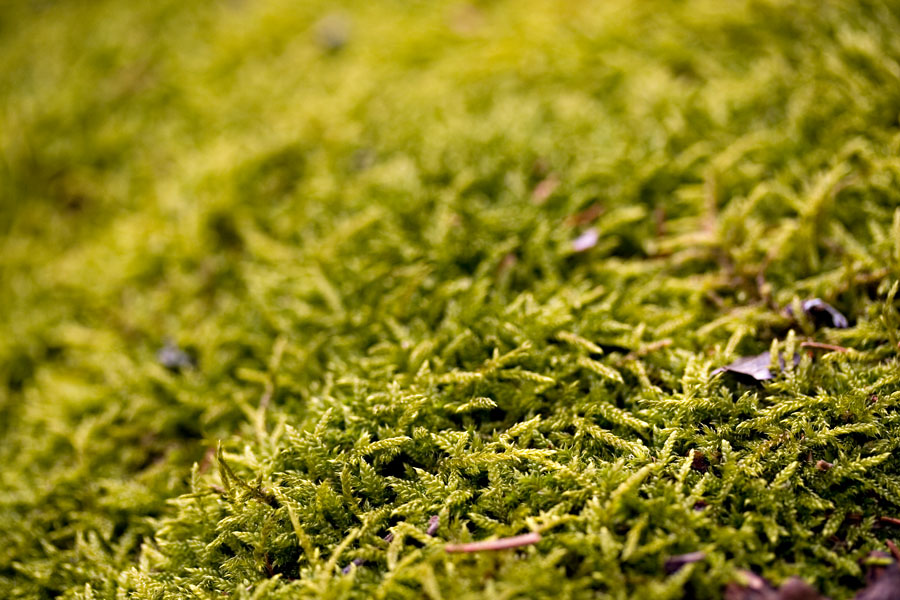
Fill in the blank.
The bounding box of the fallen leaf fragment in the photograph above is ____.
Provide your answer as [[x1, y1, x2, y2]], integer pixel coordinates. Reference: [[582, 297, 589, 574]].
[[690, 450, 710, 473], [341, 558, 364, 574], [725, 571, 827, 600], [531, 175, 559, 204], [713, 351, 801, 384], [447, 3, 485, 36], [565, 202, 603, 226], [713, 352, 775, 382], [314, 13, 352, 52], [854, 563, 900, 600], [787, 298, 849, 329], [445, 532, 541, 553], [426, 515, 440, 536], [572, 228, 599, 252], [777, 577, 829, 600], [725, 571, 773, 600], [664, 551, 706, 574], [861, 551, 893, 585], [157, 341, 195, 372]]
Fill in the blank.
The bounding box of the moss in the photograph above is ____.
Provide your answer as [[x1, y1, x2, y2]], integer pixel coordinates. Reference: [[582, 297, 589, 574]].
[[1, 0, 900, 598]]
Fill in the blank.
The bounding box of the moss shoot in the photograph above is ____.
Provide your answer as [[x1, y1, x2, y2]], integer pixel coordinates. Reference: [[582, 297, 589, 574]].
[[2, 1, 900, 598]]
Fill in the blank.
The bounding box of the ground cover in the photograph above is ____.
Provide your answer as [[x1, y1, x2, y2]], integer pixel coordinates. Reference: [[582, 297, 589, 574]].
[[2, 0, 900, 598]]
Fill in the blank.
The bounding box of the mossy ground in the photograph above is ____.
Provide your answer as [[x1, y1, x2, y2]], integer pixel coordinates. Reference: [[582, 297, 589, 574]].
[[2, 1, 900, 598]]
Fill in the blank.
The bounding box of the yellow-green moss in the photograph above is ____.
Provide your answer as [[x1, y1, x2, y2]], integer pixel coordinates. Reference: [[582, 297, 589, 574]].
[[2, 1, 900, 598]]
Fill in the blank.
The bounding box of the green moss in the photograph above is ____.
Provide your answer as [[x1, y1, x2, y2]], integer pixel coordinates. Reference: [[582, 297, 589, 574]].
[[1, 0, 900, 598]]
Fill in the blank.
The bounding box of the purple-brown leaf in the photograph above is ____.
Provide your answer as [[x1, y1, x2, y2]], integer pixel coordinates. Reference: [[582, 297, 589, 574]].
[[725, 572, 827, 600], [426, 515, 440, 536], [787, 298, 849, 329], [855, 564, 900, 600], [713, 351, 800, 384], [713, 352, 776, 382], [572, 228, 599, 252], [665, 551, 706, 574]]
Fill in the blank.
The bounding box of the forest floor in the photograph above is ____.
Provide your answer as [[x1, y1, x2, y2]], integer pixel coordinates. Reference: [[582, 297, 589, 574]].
[[2, 1, 900, 598]]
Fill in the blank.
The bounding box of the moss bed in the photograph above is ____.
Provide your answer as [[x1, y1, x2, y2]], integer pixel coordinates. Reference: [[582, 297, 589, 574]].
[[2, 1, 900, 598]]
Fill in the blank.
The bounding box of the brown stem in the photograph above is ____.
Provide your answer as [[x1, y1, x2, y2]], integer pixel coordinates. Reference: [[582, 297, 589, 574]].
[[445, 532, 541, 553], [800, 341, 849, 353]]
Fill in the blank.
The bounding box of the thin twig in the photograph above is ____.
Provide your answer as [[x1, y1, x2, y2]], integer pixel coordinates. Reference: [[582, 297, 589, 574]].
[[445, 532, 541, 553], [880, 516, 900, 526], [800, 341, 849, 353]]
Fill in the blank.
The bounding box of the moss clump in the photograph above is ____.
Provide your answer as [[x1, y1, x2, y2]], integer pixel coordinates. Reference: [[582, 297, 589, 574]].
[[2, 0, 900, 598]]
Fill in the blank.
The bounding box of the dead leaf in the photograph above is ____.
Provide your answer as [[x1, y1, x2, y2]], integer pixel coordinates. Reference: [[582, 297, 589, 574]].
[[314, 13, 352, 52], [690, 450, 710, 473], [447, 3, 485, 36], [665, 551, 706, 574], [713, 352, 775, 383], [725, 571, 776, 600], [341, 558, 364, 574], [787, 298, 849, 329], [713, 351, 800, 384], [572, 228, 599, 252], [565, 203, 604, 226], [854, 563, 900, 600], [157, 341, 195, 372], [861, 551, 893, 586], [532, 175, 559, 204], [725, 572, 827, 600], [426, 515, 440, 536], [778, 577, 829, 600]]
